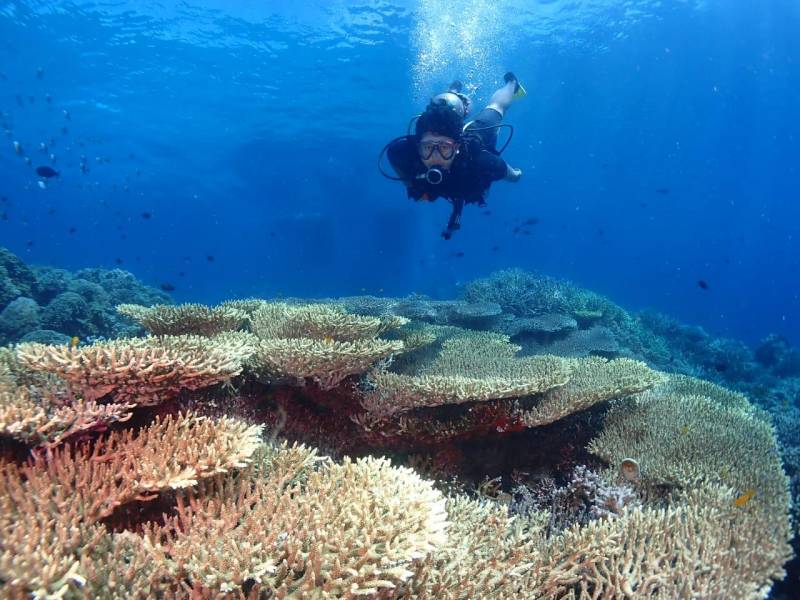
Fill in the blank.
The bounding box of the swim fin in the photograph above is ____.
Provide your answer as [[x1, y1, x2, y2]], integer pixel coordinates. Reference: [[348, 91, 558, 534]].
[[503, 71, 527, 99]]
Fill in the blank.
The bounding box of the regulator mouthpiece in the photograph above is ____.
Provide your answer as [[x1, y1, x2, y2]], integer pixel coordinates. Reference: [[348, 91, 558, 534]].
[[424, 167, 443, 185]]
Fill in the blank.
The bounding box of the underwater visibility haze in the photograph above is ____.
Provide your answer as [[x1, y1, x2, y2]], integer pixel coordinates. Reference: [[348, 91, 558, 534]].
[[1, 0, 800, 598]]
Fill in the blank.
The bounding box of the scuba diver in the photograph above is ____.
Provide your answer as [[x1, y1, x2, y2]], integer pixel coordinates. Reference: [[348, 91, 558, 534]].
[[379, 72, 526, 239]]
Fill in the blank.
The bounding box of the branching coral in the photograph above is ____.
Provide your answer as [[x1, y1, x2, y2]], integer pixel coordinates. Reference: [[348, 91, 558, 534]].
[[360, 332, 570, 417], [246, 302, 408, 390], [250, 337, 404, 390], [117, 302, 248, 336], [586, 375, 793, 596], [0, 386, 135, 446], [250, 301, 408, 341], [140, 451, 448, 597], [0, 413, 262, 598], [520, 357, 663, 428], [15, 333, 255, 405]]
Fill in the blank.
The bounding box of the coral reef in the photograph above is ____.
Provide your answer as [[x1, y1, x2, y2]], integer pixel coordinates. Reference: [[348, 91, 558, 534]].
[[0, 257, 797, 597], [0, 246, 169, 345]]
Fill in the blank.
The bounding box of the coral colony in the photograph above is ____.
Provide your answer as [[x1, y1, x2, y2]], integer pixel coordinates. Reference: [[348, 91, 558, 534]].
[[0, 248, 796, 597]]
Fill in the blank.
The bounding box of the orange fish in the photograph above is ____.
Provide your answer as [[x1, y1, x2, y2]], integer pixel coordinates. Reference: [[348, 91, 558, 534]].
[[734, 489, 756, 507]]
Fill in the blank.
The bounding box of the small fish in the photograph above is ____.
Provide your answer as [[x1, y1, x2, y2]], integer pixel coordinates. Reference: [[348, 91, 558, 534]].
[[0, 196, 6, 202], [178, 271, 185, 277], [160, 282, 176, 292], [323, 336, 334, 344], [36, 166, 59, 178], [512, 226, 521, 234], [733, 489, 756, 507], [37, 180, 47, 190], [36, 67, 44, 79], [697, 279, 710, 291], [206, 255, 215, 262], [680, 424, 689, 435], [13, 140, 22, 155], [1, 212, 8, 221], [482, 210, 492, 216], [63, 109, 71, 120], [491, 245, 500, 251], [141, 211, 152, 219], [655, 188, 670, 194], [453, 251, 465, 258], [69, 336, 80, 348], [68, 227, 77, 234], [114, 258, 123, 264], [523, 217, 539, 226], [26, 240, 33, 247]]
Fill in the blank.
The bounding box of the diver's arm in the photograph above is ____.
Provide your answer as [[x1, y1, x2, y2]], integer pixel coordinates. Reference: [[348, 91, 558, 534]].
[[481, 152, 521, 183], [504, 163, 522, 182]]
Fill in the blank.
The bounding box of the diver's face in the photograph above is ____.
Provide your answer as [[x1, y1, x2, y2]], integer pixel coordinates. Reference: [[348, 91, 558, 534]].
[[418, 133, 459, 171]]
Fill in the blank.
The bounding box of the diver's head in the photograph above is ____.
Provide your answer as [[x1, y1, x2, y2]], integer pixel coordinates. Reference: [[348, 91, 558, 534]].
[[415, 102, 464, 171], [430, 91, 470, 119]]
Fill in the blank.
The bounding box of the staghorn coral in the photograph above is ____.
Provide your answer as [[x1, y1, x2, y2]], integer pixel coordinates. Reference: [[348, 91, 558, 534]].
[[0, 386, 136, 446], [137, 450, 448, 597], [0, 413, 262, 599], [250, 336, 404, 390], [536, 483, 791, 599], [15, 333, 255, 405], [117, 302, 248, 336], [586, 377, 793, 595], [395, 494, 549, 599]]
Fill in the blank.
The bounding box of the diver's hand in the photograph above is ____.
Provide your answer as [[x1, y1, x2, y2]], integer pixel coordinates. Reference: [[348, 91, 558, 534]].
[[505, 165, 522, 182]]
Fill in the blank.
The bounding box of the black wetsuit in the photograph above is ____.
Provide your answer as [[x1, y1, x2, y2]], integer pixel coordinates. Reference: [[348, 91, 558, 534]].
[[390, 108, 508, 198], [386, 107, 510, 238], [386, 135, 508, 205]]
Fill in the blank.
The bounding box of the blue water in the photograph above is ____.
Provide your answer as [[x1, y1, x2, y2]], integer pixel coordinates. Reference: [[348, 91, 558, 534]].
[[1, 0, 798, 347]]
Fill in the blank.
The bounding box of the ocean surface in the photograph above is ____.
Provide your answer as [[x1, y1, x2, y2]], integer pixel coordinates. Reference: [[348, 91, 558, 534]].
[[1, 0, 798, 346]]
